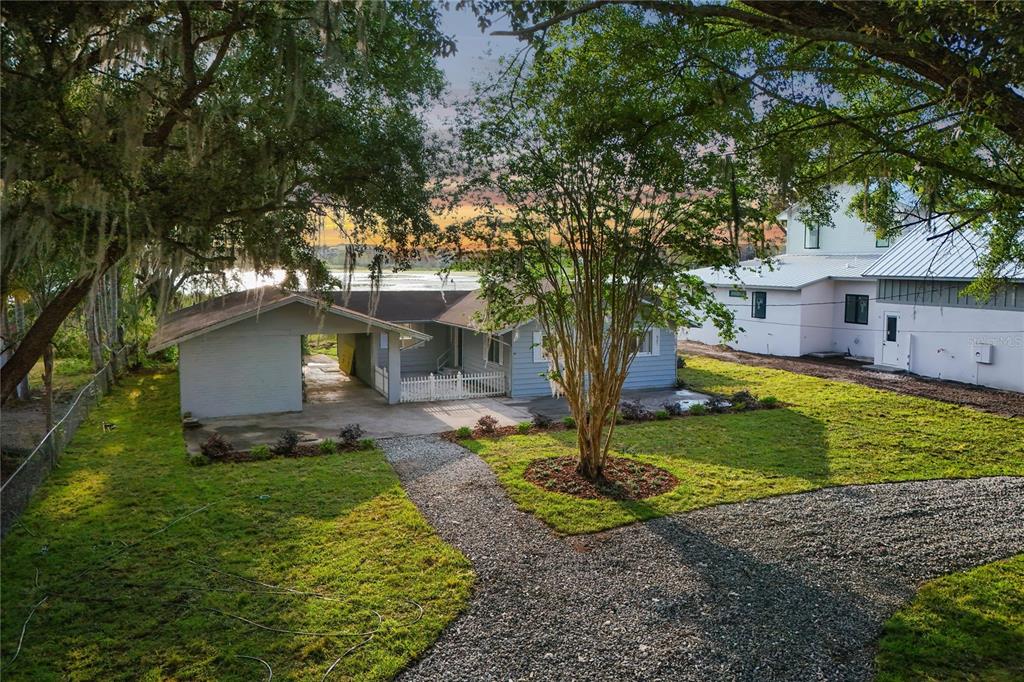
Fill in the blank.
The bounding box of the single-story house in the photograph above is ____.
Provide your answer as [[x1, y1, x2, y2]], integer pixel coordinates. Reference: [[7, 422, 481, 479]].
[[150, 286, 678, 418]]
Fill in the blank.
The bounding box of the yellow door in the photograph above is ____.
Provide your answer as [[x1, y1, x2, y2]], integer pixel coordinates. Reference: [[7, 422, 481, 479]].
[[337, 337, 355, 374]]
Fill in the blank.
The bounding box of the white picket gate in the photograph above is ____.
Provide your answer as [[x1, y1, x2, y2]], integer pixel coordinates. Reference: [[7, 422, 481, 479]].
[[400, 370, 506, 403]]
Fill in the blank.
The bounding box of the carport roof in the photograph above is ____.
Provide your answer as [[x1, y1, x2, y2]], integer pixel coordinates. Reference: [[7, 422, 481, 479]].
[[148, 286, 432, 352]]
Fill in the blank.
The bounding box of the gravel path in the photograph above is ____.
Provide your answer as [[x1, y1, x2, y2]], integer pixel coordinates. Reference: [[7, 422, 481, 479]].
[[381, 435, 1024, 681], [678, 340, 1024, 417]]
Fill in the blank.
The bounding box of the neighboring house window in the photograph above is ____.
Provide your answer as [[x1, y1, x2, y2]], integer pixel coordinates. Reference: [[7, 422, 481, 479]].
[[635, 329, 661, 357], [379, 333, 388, 350], [728, 289, 747, 299], [875, 235, 891, 248], [844, 294, 869, 325], [804, 225, 820, 249], [487, 335, 502, 365], [751, 291, 767, 319]]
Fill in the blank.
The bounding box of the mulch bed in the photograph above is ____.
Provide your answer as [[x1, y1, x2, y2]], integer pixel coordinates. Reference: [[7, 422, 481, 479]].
[[524, 455, 678, 500], [208, 442, 368, 464]]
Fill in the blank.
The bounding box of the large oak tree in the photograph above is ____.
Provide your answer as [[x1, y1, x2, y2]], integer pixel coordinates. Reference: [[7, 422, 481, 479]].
[[1, 1, 449, 402]]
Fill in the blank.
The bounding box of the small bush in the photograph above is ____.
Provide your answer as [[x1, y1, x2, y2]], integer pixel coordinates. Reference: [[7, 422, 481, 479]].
[[200, 433, 233, 460], [705, 397, 728, 413], [619, 399, 654, 422], [562, 415, 576, 428], [319, 438, 337, 455], [730, 390, 758, 406], [760, 396, 779, 408], [476, 414, 499, 434], [187, 452, 209, 467], [676, 355, 686, 368], [357, 438, 375, 450], [654, 409, 670, 420], [517, 421, 532, 434], [250, 444, 273, 460], [674, 377, 689, 390], [663, 401, 686, 417], [455, 426, 472, 439], [732, 401, 748, 411], [337, 424, 364, 448], [272, 430, 300, 456], [532, 413, 553, 429], [688, 403, 707, 416]]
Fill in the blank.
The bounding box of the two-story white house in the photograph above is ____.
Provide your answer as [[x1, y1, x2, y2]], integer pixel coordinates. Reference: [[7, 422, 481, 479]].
[[684, 185, 891, 359]]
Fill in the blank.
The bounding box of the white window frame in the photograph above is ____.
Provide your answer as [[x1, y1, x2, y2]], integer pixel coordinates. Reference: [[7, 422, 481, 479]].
[[532, 331, 546, 363], [635, 329, 660, 357], [485, 335, 503, 366]]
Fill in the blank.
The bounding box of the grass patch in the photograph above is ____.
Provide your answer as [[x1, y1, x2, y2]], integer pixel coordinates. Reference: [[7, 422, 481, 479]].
[[470, 356, 1024, 534], [876, 555, 1024, 681], [0, 369, 472, 680], [26, 356, 96, 394]]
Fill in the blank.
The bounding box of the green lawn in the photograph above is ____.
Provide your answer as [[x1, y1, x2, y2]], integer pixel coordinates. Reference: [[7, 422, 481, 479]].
[[0, 369, 472, 680], [26, 356, 96, 395], [468, 356, 1024, 534], [876, 555, 1024, 681]]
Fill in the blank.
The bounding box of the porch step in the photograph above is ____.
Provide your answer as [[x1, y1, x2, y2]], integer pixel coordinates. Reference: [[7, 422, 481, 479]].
[[863, 364, 906, 374]]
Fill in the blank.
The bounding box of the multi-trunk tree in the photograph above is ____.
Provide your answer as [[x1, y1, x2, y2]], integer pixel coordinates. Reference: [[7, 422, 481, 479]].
[[456, 9, 774, 480], [1, 1, 450, 402]]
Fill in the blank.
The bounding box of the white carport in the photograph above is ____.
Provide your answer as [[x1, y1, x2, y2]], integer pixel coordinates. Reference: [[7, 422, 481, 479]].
[[149, 287, 430, 418]]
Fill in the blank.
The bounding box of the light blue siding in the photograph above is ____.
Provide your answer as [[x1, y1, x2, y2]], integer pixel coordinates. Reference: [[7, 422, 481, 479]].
[[398, 322, 450, 375], [506, 323, 677, 398], [621, 327, 678, 390]]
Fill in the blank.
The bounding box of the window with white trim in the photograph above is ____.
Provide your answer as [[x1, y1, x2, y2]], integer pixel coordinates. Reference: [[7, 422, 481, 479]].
[[532, 331, 546, 363], [804, 225, 820, 249], [486, 335, 502, 365], [635, 329, 660, 357]]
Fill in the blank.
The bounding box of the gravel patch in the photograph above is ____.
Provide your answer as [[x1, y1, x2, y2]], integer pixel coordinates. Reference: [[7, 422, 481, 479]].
[[381, 435, 1024, 681]]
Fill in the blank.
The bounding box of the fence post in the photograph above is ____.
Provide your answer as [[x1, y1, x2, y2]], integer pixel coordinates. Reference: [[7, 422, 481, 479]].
[[429, 373, 435, 401], [457, 371, 463, 399]]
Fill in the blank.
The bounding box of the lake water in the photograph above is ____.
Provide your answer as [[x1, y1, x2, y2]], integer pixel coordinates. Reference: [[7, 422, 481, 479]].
[[219, 268, 480, 292]]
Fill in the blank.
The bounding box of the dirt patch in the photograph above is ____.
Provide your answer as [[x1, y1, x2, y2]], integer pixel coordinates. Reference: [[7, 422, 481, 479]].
[[679, 341, 1024, 418], [524, 455, 678, 500]]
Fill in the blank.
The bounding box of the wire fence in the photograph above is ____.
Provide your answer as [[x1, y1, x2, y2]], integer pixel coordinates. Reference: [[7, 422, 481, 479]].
[[1, 346, 132, 538]]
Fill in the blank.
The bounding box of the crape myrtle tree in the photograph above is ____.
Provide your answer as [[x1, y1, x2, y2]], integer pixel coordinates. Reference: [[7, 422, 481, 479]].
[[0, 1, 450, 403], [455, 9, 772, 480], [477, 0, 1024, 294]]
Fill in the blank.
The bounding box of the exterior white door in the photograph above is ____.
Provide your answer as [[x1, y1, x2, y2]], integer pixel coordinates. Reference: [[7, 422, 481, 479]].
[[881, 313, 900, 366]]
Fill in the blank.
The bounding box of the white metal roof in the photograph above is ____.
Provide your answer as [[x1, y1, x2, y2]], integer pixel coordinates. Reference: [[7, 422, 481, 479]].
[[689, 254, 883, 291], [862, 221, 1024, 281]]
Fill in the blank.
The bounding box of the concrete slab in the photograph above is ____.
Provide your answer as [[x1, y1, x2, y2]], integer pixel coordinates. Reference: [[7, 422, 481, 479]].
[[516, 387, 712, 419], [183, 382, 533, 453], [863, 364, 906, 374]]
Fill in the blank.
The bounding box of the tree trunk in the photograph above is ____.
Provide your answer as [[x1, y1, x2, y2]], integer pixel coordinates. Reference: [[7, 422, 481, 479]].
[[13, 298, 32, 400], [85, 291, 105, 372], [42, 343, 55, 432], [0, 244, 122, 405], [575, 413, 608, 481]]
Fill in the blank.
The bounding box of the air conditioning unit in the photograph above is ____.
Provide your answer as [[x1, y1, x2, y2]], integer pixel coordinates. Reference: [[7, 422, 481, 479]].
[[974, 344, 993, 364]]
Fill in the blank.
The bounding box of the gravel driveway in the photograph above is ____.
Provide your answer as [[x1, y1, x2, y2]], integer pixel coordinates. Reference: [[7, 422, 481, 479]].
[[380, 435, 1024, 681]]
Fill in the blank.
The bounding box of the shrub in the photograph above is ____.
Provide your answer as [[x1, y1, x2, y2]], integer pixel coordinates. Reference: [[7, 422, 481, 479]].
[[760, 396, 780, 408], [272, 430, 300, 456], [319, 438, 337, 455], [619, 399, 654, 422], [337, 424, 364, 448], [455, 426, 472, 439], [688, 403, 707, 416], [517, 421, 532, 434], [200, 433, 233, 460], [357, 438, 375, 450], [705, 397, 728, 413], [732, 401, 748, 412], [674, 377, 689, 390], [187, 452, 209, 467], [676, 355, 686, 368], [476, 414, 499, 434], [562, 415, 576, 428], [532, 413, 553, 429], [730, 390, 758, 407], [663, 401, 686, 417], [250, 444, 273, 460], [654, 409, 670, 420]]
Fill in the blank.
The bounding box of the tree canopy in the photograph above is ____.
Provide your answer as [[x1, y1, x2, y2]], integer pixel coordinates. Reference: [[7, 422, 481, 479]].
[[1, 0, 451, 401], [476, 0, 1024, 290]]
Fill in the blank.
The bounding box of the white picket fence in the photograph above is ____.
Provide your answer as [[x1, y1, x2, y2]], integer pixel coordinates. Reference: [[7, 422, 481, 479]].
[[400, 370, 506, 403]]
